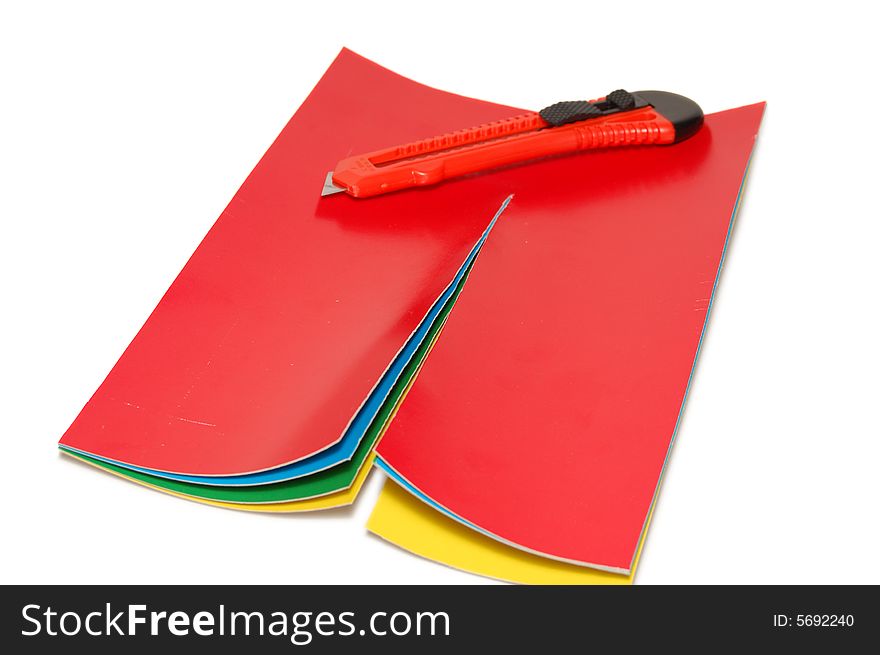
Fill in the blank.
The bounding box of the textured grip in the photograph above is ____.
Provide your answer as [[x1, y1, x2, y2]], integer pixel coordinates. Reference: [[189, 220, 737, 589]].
[[539, 90, 640, 127], [570, 118, 668, 149], [606, 89, 636, 110], [371, 112, 545, 165], [539, 101, 602, 127]]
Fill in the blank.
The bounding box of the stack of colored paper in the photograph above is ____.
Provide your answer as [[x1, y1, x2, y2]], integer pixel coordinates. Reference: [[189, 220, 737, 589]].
[[59, 50, 763, 582]]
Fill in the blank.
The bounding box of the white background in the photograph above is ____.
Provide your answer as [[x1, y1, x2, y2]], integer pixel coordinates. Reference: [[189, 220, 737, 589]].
[[1, 1, 877, 585]]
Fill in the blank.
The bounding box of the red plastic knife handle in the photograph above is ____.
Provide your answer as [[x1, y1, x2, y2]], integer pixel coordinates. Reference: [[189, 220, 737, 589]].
[[327, 90, 703, 198]]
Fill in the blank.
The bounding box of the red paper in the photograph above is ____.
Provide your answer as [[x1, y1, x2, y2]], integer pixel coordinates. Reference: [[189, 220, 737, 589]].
[[59, 50, 515, 475], [377, 104, 764, 572]]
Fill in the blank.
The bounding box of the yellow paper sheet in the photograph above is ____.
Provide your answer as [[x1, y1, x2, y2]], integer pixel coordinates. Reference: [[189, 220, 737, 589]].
[[64, 450, 374, 513], [368, 479, 654, 584]]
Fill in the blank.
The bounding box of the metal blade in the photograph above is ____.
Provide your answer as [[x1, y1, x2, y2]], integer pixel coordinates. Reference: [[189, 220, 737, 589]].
[[321, 171, 346, 197]]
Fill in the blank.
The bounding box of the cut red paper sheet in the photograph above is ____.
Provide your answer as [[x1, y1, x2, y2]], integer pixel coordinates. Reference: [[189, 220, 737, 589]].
[[377, 103, 764, 573], [59, 49, 516, 476]]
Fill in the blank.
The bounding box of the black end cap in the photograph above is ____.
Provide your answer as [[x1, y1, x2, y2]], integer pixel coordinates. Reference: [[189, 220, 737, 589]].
[[634, 90, 704, 142]]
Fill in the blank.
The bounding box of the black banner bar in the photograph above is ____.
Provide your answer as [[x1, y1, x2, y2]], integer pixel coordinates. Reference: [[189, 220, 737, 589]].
[[2, 585, 876, 652]]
